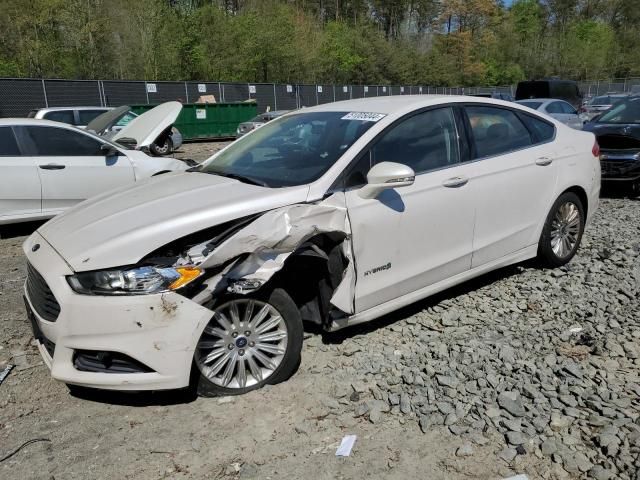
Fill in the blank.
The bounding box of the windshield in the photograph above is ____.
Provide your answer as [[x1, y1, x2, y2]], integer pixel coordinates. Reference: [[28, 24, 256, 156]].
[[116, 111, 138, 126], [518, 101, 542, 110], [591, 96, 610, 105], [197, 111, 379, 187], [248, 114, 268, 123], [597, 98, 640, 124]]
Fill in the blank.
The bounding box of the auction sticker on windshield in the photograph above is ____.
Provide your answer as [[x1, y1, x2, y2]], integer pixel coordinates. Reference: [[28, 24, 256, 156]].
[[341, 112, 386, 122]]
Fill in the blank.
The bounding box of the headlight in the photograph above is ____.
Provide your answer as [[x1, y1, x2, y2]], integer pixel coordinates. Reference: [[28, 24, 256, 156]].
[[67, 266, 202, 295]]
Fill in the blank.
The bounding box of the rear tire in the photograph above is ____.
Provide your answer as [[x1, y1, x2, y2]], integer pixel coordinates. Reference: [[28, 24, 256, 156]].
[[537, 192, 585, 267], [194, 288, 303, 397]]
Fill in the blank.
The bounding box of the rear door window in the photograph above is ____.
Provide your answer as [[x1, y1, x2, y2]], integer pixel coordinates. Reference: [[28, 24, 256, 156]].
[[520, 114, 555, 143], [16, 126, 104, 156], [0, 127, 20, 156], [559, 102, 577, 115], [466, 106, 533, 158], [42, 110, 75, 124], [546, 102, 564, 114]]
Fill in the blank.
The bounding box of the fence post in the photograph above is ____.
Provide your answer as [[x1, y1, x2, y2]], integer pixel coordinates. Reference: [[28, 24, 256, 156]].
[[273, 84, 277, 110], [41, 79, 49, 107], [96, 81, 103, 107], [184, 82, 189, 103], [333, 85, 336, 103], [144, 81, 150, 104], [219, 82, 224, 102]]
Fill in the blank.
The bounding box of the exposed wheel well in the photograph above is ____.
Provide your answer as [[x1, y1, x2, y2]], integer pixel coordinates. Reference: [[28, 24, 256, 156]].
[[561, 186, 588, 218], [269, 232, 349, 329]]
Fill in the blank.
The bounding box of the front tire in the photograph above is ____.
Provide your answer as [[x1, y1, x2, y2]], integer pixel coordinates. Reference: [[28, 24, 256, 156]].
[[194, 288, 303, 397], [150, 138, 173, 156], [537, 192, 585, 267]]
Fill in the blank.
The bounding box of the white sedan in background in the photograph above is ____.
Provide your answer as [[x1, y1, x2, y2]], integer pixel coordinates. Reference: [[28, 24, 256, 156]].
[[23, 96, 600, 396], [0, 102, 190, 226], [516, 99, 583, 129]]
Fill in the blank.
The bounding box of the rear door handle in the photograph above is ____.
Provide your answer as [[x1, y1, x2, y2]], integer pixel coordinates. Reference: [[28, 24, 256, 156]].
[[442, 176, 468, 188], [39, 164, 66, 170], [536, 157, 553, 166]]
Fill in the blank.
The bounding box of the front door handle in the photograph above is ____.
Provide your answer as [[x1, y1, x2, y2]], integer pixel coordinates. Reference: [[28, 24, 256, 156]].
[[39, 164, 66, 170], [536, 157, 553, 166], [442, 176, 468, 188]]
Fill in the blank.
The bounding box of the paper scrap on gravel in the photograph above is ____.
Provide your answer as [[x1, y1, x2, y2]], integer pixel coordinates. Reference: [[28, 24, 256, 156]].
[[503, 475, 529, 480], [335, 435, 357, 456], [0, 364, 14, 386]]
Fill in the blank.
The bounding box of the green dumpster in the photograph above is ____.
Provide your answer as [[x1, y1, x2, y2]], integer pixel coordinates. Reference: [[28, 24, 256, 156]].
[[130, 102, 257, 141]]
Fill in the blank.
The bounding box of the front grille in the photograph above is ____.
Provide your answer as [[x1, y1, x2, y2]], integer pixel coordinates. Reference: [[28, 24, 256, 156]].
[[24, 296, 56, 358], [26, 262, 60, 322], [73, 350, 154, 374], [601, 159, 640, 177]]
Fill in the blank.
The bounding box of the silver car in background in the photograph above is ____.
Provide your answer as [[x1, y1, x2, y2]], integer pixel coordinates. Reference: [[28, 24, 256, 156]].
[[516, 99, 583, 129], [28, 106, 113, 128], [236, 110, 290, 137], [29, 106, 183, 155]]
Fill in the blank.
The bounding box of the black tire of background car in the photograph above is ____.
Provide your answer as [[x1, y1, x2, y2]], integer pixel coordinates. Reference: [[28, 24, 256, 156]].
[[537, 191, 585, 268], [194, 288, 303, 397], [150, 138, 173, 156]]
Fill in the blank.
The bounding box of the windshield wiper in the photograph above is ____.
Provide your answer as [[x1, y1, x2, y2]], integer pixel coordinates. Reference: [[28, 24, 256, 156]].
[[204, 169, 269, 187]]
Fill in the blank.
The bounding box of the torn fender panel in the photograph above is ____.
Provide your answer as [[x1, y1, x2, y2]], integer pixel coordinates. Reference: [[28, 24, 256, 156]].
[[328, 214, 355, 313], [188, 193, 356, 314]]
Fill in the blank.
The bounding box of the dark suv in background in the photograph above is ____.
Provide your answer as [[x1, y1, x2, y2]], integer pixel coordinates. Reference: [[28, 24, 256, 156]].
[[516, 80, 583, 109]]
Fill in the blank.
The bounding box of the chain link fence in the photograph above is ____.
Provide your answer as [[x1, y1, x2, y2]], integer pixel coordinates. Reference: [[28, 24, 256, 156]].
[[0, 78, 515, 118], [578, 78, 640, 97], [5, 77, 640, 119]]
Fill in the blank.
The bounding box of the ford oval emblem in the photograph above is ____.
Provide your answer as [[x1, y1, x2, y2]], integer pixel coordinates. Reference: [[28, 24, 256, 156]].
[[31, 243, 40, 252]]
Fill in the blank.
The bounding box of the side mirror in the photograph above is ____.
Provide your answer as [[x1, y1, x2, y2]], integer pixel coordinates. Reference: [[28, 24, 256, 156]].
[[358, 162, 415, 199], [101, 143, 118, 156]]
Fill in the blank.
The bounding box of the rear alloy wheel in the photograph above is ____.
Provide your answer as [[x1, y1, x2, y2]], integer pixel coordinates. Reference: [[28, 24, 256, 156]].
[[194, 288, 303, 396], [537, 192, 585, 267]]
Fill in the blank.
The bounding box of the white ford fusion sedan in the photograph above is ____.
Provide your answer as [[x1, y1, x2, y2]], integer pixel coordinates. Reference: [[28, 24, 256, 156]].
[[23, 96, 600, 396]]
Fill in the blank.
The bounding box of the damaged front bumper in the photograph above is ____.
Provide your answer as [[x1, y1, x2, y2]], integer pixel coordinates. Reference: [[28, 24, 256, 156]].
[[23, 233, 213, 391]]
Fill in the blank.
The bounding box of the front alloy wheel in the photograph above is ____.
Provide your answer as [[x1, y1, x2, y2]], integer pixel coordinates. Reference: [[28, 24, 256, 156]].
[[194, 289, 303, 396]]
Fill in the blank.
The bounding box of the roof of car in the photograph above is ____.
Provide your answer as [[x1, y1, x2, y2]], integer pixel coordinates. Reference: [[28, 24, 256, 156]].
[[516, 98, 567, 104], [0, 118, 85, 127], [299, 95, 519, 115], [32, 106, 109, 112]]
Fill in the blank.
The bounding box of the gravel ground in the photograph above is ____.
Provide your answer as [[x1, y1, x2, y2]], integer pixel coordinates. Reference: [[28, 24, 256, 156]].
[[0, 158, 638, 479], [173, 140, 232, 163]]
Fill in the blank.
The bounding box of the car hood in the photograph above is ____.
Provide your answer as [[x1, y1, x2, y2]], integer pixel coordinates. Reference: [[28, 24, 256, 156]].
[[112, 101, 182, 149], [86, 105, 130, 135], [37, 172, 310, 272]]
